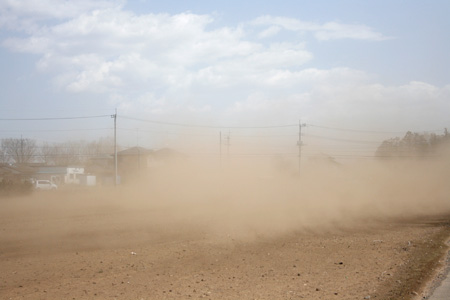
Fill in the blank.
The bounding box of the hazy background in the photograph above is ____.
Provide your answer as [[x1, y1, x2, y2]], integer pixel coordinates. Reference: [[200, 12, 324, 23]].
[[2, 155, 450, 247], [0, 0, 449, 160]]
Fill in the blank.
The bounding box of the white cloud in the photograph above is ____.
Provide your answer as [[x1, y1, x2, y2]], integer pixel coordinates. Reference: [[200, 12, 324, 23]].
[[2, 8, 318, 97], [0, 0, 122, 22], [0, 0, 124, 34], [257, 25, 281, 39], [315, 22, 391, 41], [3, 2, 446, 144], [251, 15, 392, 41], [228, 74, 450, 135], [251, 15, 319, 32]]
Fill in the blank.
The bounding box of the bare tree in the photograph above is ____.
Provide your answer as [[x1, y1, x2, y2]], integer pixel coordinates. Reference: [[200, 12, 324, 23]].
[[39, 137, 115, 166], [1, 138, 37, 164], [53, 141, 81, 166], [40, 142, 58, 165], [0, 148, 7, 164], [84, 137, 114, 158]]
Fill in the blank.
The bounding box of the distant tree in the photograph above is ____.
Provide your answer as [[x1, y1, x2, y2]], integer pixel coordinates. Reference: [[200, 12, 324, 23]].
[[39, 137, 115, 166], [1, 138, 37, 164], [401, 131, 429, 156], [0, 148, 6, 163], [58, 141, 82, 165], [376, 130, 449, 159], [375, 137, 401, 159], [40, 142, 58, 165], [83, 137, 114, 160]]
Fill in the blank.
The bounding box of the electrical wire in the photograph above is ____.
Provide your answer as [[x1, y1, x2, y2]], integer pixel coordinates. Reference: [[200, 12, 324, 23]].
[[120, 115, 297, 129], [0, 115, 112, 121], [0, 128, 112, 133], [0, 113, 447, 162], [303, 133, 382, 144], [307, 124, 445, 134]]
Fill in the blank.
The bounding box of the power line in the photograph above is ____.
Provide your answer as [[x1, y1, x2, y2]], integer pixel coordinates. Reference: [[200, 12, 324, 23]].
[[0, 115, 112, 121], [0, 113, 445, 134], [232, 133, 297, 137], [307, 124, 444, 134], [303, 133, 382, 144], [118, 127, 300, 138], [0, 128, 112, 133], [121, 115, 297, 129], [117, 127, 217, 137]]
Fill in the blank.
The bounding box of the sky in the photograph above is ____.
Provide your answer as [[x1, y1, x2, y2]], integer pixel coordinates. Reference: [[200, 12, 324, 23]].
[[0, 0, 449, 159]]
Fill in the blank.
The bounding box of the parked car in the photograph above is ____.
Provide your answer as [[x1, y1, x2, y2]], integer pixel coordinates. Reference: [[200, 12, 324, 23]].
[[35, 180, 58, 190]]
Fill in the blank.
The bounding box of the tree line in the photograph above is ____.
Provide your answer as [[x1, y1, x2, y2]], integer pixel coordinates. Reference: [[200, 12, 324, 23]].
[[375, 129, 450, 159], [0, 137, 115, 165]]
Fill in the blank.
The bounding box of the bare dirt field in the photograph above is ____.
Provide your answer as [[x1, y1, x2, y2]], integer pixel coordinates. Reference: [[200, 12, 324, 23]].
[[1, 160, 450, 300]]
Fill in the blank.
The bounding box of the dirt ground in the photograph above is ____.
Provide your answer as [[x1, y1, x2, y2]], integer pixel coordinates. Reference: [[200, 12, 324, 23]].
[[1, 187, 450, 300], [2, 159, 450, 299]]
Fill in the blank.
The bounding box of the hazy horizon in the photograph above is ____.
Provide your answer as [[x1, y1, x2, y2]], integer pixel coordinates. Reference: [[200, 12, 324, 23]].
[[0, 1, 449, 161]]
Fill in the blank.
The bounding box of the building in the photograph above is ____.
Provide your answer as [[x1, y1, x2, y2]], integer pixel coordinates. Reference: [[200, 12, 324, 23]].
[[117, 147, 153, 182], [34, 166, 85, 185], [0, 164, 35, 182]]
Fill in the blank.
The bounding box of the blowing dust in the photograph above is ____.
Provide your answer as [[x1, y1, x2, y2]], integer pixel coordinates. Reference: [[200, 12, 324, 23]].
[[2, 151, 450, 252], [110, 151, 450, 239]]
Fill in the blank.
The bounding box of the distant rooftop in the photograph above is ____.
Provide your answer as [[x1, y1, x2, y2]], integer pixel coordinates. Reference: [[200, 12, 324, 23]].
[[117, 146, 153, 156]]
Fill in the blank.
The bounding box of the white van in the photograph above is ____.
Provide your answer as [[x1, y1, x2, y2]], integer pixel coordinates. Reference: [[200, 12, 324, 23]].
[[35, 180, 58, 190]]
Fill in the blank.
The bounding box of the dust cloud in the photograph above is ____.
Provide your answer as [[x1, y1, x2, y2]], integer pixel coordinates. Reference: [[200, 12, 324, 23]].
[[1, 149, 450, 253], [125, 153, 450, 237]]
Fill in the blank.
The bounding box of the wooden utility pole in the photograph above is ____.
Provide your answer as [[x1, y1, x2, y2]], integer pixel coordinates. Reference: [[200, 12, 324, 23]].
[[112, 109, 118, 185], [297, 121, 305, 174]]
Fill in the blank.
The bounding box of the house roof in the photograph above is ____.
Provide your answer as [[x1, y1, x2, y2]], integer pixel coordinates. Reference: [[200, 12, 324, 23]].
[[153, 148, 184, 159], [36, 166, 68, 174], [118, 146, 153, 156], [0, 164, 36, 175]]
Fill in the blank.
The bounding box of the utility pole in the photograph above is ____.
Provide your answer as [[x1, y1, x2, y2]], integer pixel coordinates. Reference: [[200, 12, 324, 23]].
[[297, 121, 305, 174], [136, 128, 140, 171], [112, 109, 118, 186], [219, 131, 222, 168]]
